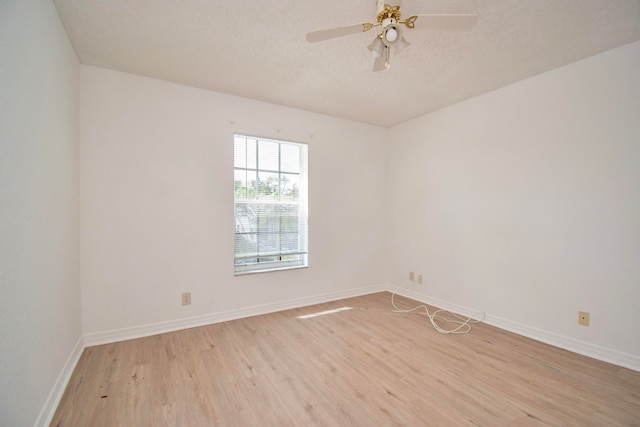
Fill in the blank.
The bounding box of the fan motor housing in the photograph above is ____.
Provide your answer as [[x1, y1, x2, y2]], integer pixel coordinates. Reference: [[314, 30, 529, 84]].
[[377, 4, 402, 24]]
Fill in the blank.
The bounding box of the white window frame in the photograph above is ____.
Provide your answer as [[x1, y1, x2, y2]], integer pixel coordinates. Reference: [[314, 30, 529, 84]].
[[233, 134, 308, 275]]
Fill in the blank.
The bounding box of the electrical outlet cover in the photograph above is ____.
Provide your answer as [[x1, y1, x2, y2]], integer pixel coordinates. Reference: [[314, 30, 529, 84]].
[[182, 292, 191, 306], [578, 311, 589, 326]]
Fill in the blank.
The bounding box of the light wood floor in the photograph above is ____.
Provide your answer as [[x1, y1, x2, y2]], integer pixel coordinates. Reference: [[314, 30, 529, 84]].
[[52, 292, 640, 426]]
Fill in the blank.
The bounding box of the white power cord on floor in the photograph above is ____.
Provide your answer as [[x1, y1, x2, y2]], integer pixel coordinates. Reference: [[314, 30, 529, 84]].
[[390, 284, 486, 334]]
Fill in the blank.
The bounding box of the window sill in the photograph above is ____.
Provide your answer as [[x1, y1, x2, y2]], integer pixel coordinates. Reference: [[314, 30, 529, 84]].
[[234, 264, 308, 276]]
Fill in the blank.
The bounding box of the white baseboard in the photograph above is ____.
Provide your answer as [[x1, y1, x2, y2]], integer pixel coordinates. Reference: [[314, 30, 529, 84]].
[[40, 282, 639, 425], [85, 281, 638, 372], [40, 283, 386, 425], [83, 283, 388, 347], [390, 286, 640, 372], [34, 336, 85, 427]]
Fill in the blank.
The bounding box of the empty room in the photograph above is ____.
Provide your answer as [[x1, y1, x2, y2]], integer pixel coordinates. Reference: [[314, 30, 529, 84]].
[[2, 0, 640, 425]]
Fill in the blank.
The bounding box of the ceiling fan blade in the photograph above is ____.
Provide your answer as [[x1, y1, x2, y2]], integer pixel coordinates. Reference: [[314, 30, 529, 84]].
[[407, 14, 477, 31], [306, 23, 375, 43]]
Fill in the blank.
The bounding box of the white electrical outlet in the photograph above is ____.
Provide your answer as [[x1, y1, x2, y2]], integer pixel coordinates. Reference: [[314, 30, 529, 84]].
[[182, 292, 191, 306], [417, 274, 423, 284], [578, 311, 589, 326]]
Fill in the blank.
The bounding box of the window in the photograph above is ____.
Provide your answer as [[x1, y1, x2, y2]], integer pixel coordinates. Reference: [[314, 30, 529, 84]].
[[234, 134, 308, 275]]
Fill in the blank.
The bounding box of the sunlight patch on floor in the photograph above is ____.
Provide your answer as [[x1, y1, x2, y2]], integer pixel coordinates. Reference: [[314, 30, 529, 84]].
[[296, 307, 353, 319]]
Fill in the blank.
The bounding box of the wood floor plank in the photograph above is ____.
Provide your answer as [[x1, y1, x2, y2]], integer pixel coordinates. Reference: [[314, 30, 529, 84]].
[[51, 293, 640, 426]]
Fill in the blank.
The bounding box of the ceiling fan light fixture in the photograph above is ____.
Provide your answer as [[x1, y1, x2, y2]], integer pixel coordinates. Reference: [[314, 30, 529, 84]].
[[385, 27, 398, 42], [306, 2, 478, 72], [367, 36, 385, 58], [381, 20, 402, 47]]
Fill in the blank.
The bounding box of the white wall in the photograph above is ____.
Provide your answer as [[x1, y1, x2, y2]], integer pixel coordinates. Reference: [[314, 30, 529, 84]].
[[0, 2, 636, 422], [388, 41, 640, 361], [0, 1, 81, 426], [79, 66, 388, 335]]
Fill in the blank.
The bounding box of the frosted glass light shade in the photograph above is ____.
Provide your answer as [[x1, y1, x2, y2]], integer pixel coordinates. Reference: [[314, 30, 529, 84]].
[[385, 27, 398, 42], [367, 37, 385, 57]]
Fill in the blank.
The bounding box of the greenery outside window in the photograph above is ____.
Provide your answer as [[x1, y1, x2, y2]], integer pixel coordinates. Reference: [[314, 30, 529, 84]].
[[234, 134, 308, 275]]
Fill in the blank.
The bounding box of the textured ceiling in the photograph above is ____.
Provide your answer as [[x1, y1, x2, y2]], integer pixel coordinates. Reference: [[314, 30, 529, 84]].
[[54, 0, 640, 127]]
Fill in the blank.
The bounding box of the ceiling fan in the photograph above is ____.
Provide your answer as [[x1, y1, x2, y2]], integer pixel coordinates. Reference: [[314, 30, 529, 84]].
[[306, 0, 477, 71]]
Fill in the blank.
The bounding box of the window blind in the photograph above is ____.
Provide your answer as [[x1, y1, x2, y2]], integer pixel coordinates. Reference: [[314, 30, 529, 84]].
[[233, 134, 308, 273]]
